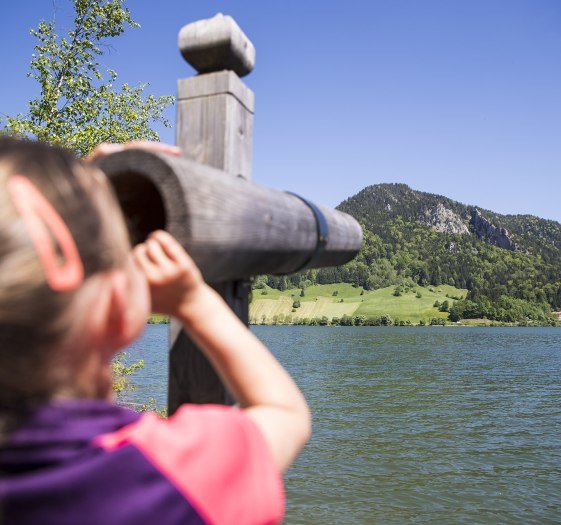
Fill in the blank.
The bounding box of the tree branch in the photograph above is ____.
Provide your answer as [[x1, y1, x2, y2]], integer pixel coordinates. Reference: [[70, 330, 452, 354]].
[[49, 5, 91, 121]]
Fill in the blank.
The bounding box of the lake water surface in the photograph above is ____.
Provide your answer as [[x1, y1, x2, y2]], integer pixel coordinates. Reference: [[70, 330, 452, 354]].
[[126, 326, 561, 524]]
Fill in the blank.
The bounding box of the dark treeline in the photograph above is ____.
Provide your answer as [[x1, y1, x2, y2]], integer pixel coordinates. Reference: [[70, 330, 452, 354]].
[[256, 314, 447, 327], [262, 184, 561, 323]]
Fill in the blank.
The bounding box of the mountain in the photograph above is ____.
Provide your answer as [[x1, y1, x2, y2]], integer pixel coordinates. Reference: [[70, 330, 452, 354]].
[[263, 183, 561, 322], [338, 183, 561, 261]]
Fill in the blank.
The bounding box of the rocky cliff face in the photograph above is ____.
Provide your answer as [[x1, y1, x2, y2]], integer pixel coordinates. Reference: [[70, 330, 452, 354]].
[[470, 209, 516, 251], [338, 183, 560, 258], [421, 203, 470, 235]]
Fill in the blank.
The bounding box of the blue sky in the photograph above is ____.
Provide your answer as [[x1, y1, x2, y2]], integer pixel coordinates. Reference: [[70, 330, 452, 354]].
[[2, 1, 561, 221]]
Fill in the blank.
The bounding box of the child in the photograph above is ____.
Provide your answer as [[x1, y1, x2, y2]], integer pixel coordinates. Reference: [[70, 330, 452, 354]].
[[0, 137, 311, 525]]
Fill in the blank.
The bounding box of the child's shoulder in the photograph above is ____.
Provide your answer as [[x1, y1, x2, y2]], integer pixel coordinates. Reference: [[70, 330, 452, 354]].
[[1, 400, 284, 525], [96, 403, 285, 525]]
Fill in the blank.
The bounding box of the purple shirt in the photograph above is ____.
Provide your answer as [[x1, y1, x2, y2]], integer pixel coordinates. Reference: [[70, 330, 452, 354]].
[[0, 399, 283, 525]]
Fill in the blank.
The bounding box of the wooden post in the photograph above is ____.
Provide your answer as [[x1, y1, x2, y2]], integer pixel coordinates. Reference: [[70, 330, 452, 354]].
[[177, 13, 255, 179], [170, 14, 256, 412]]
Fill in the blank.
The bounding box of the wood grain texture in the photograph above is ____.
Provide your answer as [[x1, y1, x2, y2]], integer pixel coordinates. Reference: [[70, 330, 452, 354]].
[[176, 72, 254, 181], [97, 150, 363, 282], [178, 72, 254, 111]]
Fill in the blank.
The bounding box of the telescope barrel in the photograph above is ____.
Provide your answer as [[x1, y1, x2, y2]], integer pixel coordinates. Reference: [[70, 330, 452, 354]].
[[97, 149, 362, 283]]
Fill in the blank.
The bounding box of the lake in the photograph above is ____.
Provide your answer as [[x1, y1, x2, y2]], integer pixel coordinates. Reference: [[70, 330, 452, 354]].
[[126, 326, 561, 524]]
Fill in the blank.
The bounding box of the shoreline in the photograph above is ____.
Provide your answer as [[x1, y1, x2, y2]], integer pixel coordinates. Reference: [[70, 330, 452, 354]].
[[146, 317, 558, 328], [249, 322, 559, 328]]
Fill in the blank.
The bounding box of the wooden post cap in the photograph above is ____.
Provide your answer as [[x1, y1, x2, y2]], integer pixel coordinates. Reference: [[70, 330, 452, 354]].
[[178, 13, 255, 77]]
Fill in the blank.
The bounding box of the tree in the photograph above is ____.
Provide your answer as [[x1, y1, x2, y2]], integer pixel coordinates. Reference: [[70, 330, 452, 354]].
[[380, 314, 393, 326], [3, 0, 174, 157], [353, 315, 367, 326], [439, 300, 450, 312], [111, 352, 144, 400], [448, 304, 463, 322]]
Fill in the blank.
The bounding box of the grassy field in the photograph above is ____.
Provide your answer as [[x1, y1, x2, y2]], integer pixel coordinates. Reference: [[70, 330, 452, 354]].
[[250, 283, 467, 324], [148, 313, 169, 324]]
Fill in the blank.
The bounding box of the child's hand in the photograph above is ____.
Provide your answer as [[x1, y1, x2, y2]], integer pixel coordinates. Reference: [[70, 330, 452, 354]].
[[132, 230, 206, 319], [87, 141, 181, 162]]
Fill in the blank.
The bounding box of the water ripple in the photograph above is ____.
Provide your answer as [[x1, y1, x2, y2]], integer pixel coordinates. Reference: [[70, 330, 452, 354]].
[[127, 325, 561, 525], [254, 326, 561, 525]]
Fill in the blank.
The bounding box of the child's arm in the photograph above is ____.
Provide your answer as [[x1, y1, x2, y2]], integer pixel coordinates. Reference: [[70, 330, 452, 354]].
[[133, 230, 311, 473]]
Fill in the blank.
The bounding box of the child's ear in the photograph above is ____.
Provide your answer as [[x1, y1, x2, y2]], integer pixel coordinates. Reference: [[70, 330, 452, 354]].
[[106, 270, 135, 350]]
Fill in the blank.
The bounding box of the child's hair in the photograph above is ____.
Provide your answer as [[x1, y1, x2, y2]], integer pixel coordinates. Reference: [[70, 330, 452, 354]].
[[0, 137, 130, 430]]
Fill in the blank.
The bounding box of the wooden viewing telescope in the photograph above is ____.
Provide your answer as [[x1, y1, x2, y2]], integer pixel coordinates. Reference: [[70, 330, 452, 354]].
[[97, 14, 362, 414], [97, 150, 362, 282]]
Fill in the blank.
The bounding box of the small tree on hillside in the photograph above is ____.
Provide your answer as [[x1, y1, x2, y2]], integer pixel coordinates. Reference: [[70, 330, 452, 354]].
[[439, 300, 450, 312]]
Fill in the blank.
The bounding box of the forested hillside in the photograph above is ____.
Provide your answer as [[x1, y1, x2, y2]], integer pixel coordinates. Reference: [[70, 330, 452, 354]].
[[262, 184, 561, 323]]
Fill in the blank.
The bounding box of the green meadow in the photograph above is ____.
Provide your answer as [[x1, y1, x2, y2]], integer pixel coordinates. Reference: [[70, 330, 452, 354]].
[[148, 314, 170, 324], [250, 283, 467, 325]]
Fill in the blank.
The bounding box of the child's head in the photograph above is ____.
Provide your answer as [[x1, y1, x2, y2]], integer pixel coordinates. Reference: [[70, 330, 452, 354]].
[[0, 137, 149, 421]]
